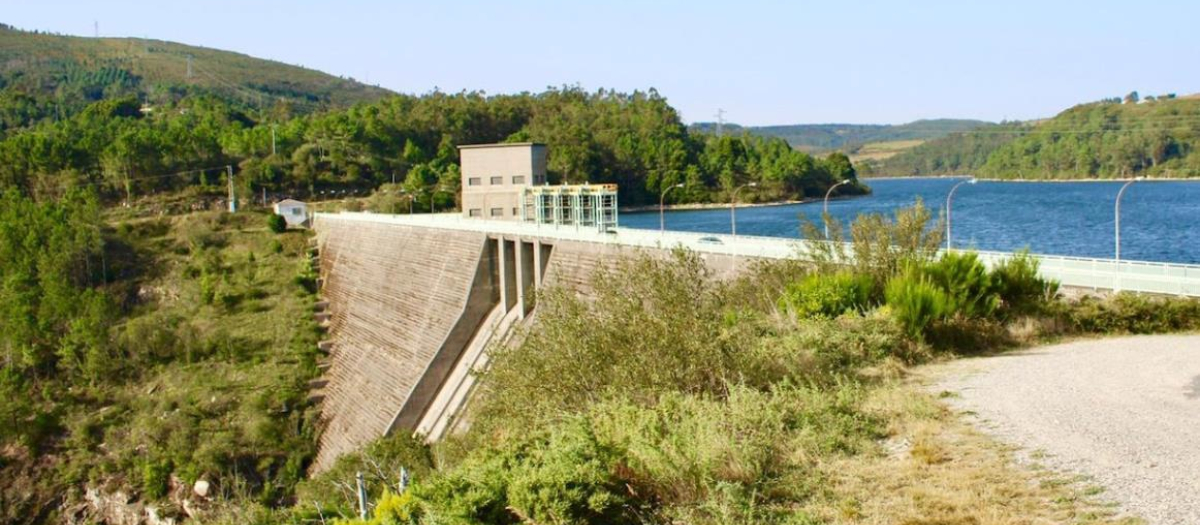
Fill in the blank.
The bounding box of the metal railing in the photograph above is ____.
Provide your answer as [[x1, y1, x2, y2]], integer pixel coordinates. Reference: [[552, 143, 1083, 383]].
[[316, 212, 1200, 297]]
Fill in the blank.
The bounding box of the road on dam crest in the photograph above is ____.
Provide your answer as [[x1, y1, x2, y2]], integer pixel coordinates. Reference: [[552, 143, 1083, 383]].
[[930, 335, 1200, 525]]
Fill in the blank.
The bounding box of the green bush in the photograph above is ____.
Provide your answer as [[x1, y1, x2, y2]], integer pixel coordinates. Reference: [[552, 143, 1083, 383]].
[[267, 213, 287, 233], [334, 490, 422, 525], [778, 272, 875, 319], [586, 384, 877, 523], [1065, 293, 1200, 334], [884, 272, 950, 338], [418, 420, 639, 525], [298, 433, 434, 516], [992, 250, 1058, 315], [474, 250, 750, 434], [803, 200, 943, 282], [142, 459, 173, 500], [920, 251, 998, 319]]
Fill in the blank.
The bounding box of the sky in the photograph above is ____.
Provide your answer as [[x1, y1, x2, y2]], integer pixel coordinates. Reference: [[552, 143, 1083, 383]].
[[5, 0, 1199, 126]]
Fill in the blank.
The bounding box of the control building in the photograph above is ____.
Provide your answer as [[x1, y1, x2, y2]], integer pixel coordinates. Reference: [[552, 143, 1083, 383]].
[[459, 142, 618, 231]]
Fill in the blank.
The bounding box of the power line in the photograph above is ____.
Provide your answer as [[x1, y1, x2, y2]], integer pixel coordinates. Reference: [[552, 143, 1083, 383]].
[[73, 164, 233, 190]]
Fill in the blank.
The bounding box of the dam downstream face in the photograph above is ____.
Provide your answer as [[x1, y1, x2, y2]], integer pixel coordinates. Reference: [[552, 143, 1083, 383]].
[[312, 219, 492, 471], [310, 214, 760, 471]]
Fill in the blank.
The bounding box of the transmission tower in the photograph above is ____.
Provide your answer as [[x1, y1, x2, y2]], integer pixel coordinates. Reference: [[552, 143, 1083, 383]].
[[715, 108, 726, 136]]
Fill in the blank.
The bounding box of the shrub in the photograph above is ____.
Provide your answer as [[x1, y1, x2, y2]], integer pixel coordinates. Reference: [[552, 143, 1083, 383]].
[[992, 250, 1058, 315], [884, 272, 950, 338], [418, 420, 640, 525], [803, 200, 943, 282], [778, 272, 875, 319], [920, 251, 998, 319], [349, 490, 422, 525], [142, 459, 173, 500], [199, 272, 219, 305], [588, 384, 879, 523], [266, 213, 287, 233], [298, 433, 433, 515], [1065, 293, 1200, 334], [474, 250, 749, 434]]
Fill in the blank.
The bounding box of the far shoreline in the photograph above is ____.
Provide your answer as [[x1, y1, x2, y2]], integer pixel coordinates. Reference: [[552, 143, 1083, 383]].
[[620, 194, 863, 213], [862, 174, 1200, 183]]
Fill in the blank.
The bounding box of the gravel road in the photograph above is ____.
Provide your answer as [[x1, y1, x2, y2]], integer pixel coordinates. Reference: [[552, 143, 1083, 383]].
[[932, 335, 1200, 525]]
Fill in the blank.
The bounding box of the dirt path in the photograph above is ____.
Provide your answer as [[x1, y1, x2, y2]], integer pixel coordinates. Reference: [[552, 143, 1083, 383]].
[[930, 335, 1200, 525]]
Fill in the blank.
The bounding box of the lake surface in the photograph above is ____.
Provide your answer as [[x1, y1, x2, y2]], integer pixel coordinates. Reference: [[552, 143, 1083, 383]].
[[621, 178, 1200, 264]]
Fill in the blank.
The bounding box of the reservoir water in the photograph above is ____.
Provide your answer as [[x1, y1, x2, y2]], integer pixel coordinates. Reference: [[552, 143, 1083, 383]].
[[621, 178, 1200, 265]]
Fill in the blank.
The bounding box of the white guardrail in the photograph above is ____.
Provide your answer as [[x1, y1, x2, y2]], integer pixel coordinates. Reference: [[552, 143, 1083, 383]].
[[316, 212, 1200, 297]]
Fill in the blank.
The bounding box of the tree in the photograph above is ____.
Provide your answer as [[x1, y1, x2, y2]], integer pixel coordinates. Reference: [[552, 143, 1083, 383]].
[[267, 213, 287, 233], [1124, 91, 1140, 104]]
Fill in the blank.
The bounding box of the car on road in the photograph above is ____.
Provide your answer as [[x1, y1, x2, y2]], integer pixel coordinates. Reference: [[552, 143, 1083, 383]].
[[697, 236, 723, 245]]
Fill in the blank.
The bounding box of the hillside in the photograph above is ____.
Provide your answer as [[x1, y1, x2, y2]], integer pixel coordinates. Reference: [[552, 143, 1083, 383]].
[[0, 199, 322, 524], [0, 23, 391, 114], [867, 122, 1027, 177], [873, 94, 1200, 179], [690, 119, 993, 152]]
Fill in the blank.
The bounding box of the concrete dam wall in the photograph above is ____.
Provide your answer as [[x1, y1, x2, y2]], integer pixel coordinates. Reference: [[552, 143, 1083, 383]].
[[310, 214, 758, 471], [311, 218, 498, 471]]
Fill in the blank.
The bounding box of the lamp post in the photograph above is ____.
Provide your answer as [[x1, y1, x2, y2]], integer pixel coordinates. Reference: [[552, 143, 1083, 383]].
[[945, 177, 977, 251], [659, 182, 684, 233], [1114, 177, 1142, 262], [822, 179, 851, 239], [730, 182, 758, 237]]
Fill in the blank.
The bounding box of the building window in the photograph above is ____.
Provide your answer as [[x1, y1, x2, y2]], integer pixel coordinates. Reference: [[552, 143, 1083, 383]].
[[512, 175, 526, 184], [490, 176, 503, 185], [469, 209, 482, 217], [490, 207, 503, 217], [512, 207, 519, 217], [291, 208, 302, 216], [468, 177, 481, 186]]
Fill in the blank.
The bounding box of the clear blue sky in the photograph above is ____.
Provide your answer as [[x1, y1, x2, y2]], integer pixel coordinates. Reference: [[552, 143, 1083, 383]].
[[6, 0, 1199, 126]]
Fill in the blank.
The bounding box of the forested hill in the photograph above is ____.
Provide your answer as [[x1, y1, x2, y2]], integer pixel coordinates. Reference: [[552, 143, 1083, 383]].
[[874, 93, 1200, 179], [0, 24, 865, 209], [690, 119, 992, 151], [0, 23, 391, 117]]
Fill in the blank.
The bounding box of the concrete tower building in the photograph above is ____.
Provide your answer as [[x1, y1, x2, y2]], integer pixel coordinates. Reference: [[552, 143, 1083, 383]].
[[459, 142, 548, 220], [458, 142, 618, 231]]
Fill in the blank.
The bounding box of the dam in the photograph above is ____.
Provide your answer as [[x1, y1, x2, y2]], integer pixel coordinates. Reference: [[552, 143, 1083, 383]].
[[307, 144, 1200, 472]]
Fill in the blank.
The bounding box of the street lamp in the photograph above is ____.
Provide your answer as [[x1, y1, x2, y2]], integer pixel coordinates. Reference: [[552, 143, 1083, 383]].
[[945, 177, 977, 251], [1115, 177, 1143, 262], [823, 179, 852, 239], [730, 182, 758, 237], [659, 182, 684, 233]]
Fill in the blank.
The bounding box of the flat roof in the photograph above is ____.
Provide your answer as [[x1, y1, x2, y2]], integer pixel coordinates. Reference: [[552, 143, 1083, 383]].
[[457, 142, 547, 150], [526, 183, 618, 193]]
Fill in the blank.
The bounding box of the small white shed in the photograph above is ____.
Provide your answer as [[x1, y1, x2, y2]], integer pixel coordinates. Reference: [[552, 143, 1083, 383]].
[[273, 199, 309, 227]]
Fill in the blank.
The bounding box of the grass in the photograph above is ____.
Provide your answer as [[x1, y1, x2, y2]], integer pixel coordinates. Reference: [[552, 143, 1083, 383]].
[[0, 208, 324, 523], [299, 246, 1172, 525], [848, 140, 926, 163], [11, 200, 1195, 523], [797, 383, 1142, 524]]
